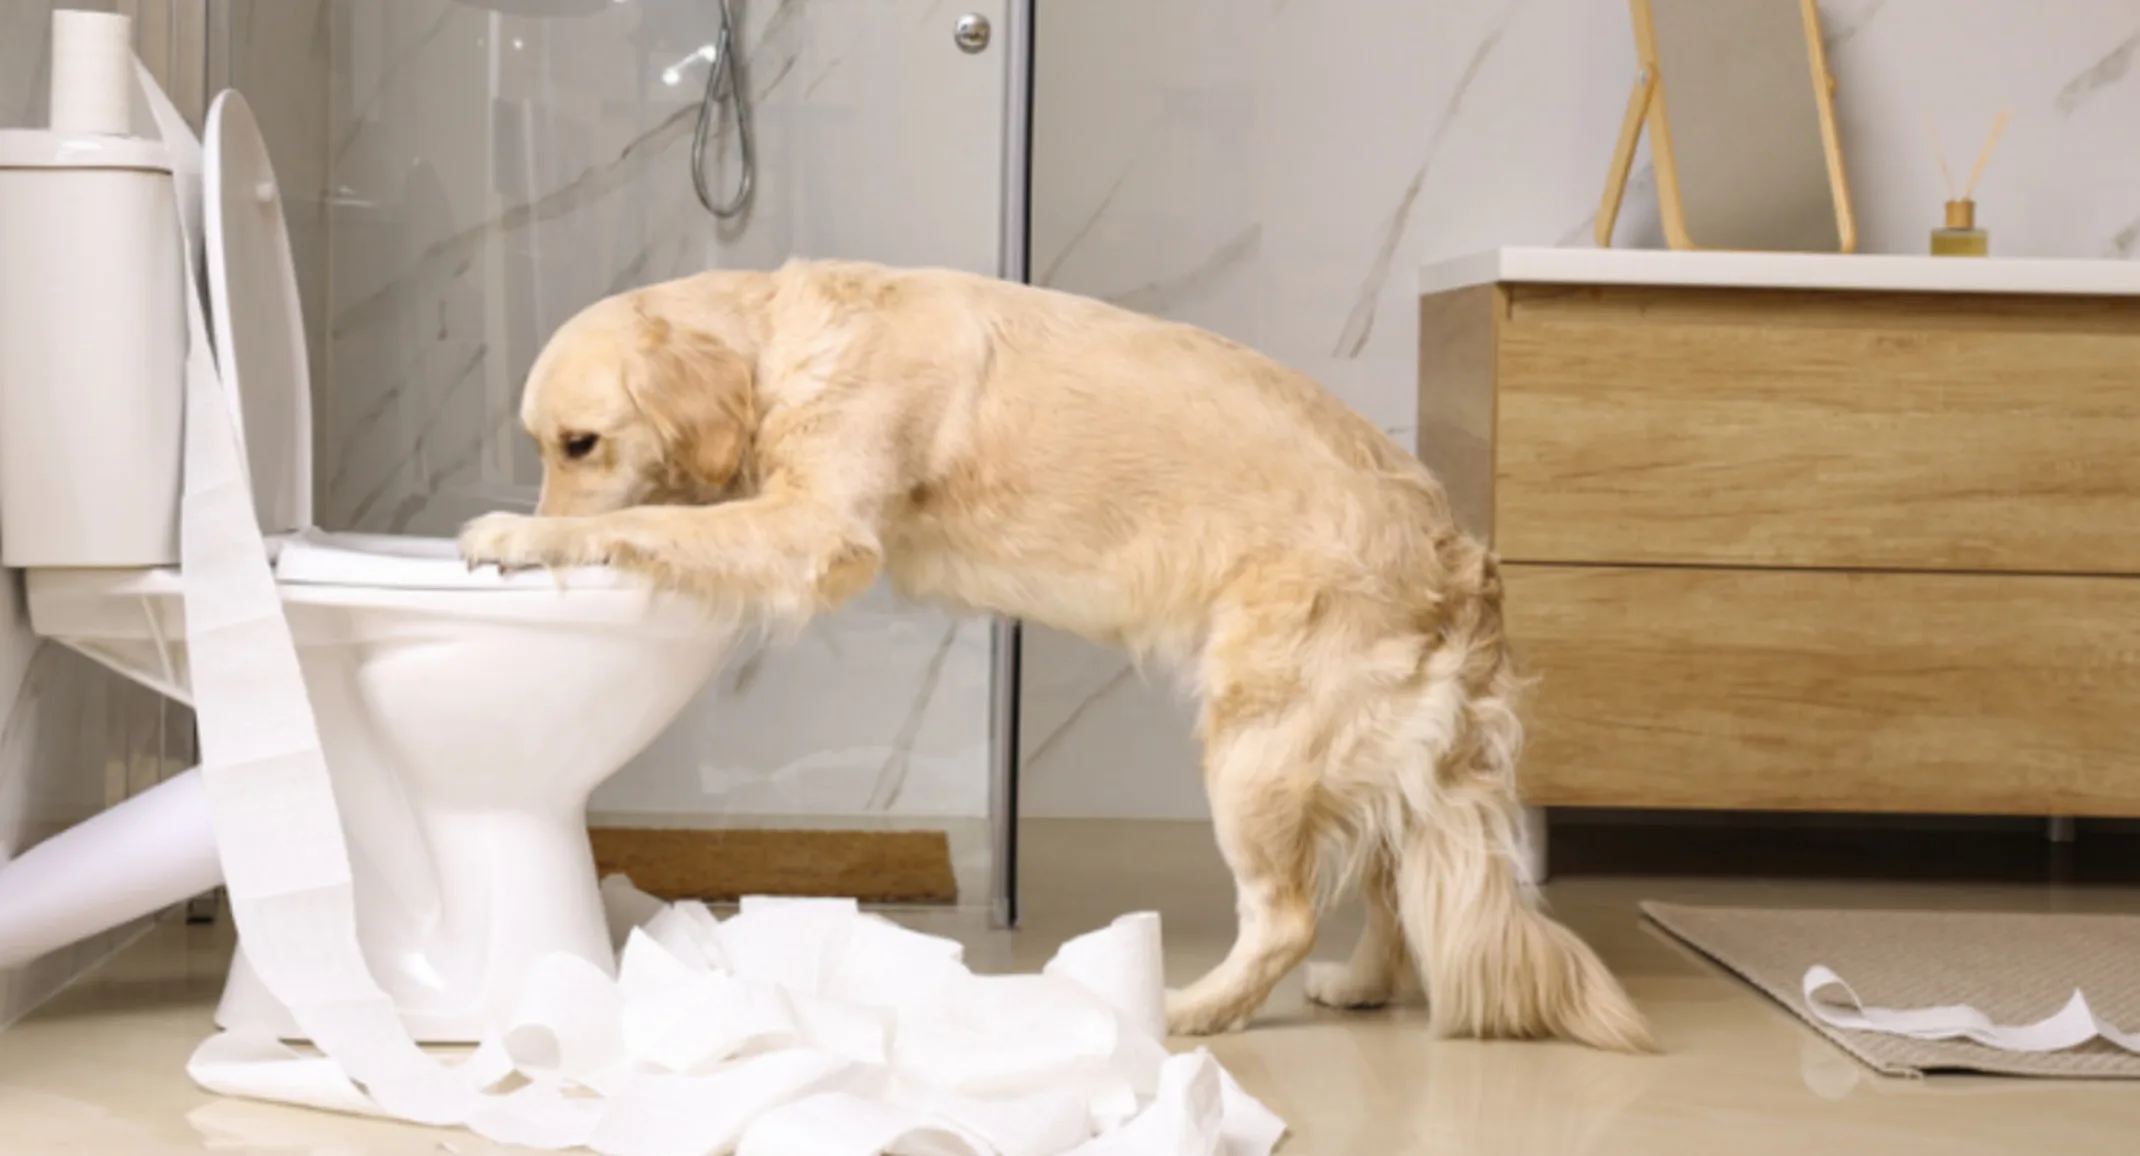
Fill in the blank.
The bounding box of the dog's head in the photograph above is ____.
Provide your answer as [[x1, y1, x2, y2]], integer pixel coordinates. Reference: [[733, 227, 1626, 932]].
[[519, 291, 757, 517]]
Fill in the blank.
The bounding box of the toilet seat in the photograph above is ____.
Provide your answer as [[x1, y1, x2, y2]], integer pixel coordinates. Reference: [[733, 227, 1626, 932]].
[[25, 531, 682, 640], [273, 530, 633, 592]]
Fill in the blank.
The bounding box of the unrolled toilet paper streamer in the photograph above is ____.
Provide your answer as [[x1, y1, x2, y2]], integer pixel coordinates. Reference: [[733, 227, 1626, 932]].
[[1802, 965, 2140, 1054], [132, 56, 1285, 1154]]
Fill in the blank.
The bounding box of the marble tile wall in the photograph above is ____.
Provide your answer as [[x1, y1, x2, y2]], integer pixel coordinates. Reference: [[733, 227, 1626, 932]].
[[0, 0, 197, 1029], [252, 0, 1016, 825], [1019, 0, 2140, 818], [0, 1, 55, 127]]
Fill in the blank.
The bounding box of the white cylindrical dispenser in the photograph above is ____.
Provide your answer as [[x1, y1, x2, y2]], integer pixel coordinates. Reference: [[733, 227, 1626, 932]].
[[0, 11, 184, 567], [49, 9, 136, 136]]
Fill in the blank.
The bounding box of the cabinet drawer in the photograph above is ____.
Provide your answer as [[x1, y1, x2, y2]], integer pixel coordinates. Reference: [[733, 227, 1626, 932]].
[[1493, 286, 2140, 573], [1505, 563, 2140, 816]]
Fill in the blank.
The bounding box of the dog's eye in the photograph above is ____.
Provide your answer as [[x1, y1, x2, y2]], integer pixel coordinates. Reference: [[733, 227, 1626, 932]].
[[562, 433, 600, 460]]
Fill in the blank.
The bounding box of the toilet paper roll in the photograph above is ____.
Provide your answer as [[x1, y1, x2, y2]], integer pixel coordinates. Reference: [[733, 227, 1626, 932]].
[[1045, 913, 1168, 1046], [501, 953, 626, 1083], [50, 11, 135, 136]]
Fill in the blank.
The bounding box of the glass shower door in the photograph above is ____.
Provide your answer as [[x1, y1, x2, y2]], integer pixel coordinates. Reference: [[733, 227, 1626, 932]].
[[268, 0, 1029, 921]]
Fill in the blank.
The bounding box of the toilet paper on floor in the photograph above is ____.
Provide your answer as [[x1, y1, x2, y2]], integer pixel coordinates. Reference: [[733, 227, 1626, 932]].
[[190, 887, 1288, 1156], [130, 50, 1283, 1156], [1803, 965, 2140, 1054]]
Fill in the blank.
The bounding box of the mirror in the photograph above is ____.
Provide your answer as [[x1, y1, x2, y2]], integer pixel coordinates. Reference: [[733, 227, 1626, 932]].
[[1597, 0, 1855, 253]]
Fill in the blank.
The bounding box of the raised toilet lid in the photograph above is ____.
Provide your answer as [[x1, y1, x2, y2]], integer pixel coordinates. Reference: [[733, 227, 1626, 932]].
[[202, 94, 628, 596], [204, 90, 312, 538]]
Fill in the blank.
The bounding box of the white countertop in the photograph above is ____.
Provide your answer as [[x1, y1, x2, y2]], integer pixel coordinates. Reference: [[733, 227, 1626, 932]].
[[1419, 246, 2140, 298]]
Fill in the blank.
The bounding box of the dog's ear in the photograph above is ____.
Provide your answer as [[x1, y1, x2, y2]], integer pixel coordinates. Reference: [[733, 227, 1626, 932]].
[[628, 311, 755, 491]]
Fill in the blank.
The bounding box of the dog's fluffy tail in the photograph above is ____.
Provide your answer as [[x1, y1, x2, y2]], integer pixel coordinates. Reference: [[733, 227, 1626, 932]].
[[1390, 548, 1655, 1053], [1394, 804, 1655, 1052]]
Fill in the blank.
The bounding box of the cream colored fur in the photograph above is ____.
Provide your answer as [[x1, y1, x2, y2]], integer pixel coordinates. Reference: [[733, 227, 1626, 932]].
[[458, 258, 1654, 1051]]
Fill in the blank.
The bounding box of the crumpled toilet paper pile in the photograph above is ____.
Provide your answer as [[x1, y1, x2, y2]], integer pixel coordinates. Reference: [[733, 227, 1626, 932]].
[[192, 884, 1285, 1156]]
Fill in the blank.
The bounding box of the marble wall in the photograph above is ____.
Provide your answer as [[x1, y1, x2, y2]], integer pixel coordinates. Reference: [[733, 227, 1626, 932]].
[[239, 0, 1016, 828], [0, 0, 196, 1030], [0, 0, 58, 127], [1019, 0, 2140, 818]]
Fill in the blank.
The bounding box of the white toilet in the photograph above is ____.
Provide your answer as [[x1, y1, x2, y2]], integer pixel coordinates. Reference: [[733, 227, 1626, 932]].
[[0, 89, 736, 1039]]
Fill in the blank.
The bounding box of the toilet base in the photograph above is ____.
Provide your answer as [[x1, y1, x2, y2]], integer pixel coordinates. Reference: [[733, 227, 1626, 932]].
[[23, 551, 732, 1047], [211, 806, 621, 1046]]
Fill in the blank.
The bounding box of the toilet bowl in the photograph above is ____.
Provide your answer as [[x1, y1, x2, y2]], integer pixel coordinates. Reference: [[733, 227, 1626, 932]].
[[25, 536, 730, 1039], [0, 91, 738, 1040]]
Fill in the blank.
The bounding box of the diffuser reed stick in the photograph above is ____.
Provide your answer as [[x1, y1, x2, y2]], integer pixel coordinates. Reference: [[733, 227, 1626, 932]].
[[1964, 110, 2010, 198]]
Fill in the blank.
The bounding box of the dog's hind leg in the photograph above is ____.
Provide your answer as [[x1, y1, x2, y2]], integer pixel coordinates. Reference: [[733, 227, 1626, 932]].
[[1164, 696, 1324, 1037], [1305, 849, 1417, 1010]]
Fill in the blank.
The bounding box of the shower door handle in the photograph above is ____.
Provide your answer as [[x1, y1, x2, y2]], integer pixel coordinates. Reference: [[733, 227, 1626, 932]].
[[953, 13, 992, 53]]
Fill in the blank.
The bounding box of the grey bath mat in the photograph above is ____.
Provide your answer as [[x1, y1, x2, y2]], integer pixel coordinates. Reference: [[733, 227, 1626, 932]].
[[1642, 901, 2140, 1078]]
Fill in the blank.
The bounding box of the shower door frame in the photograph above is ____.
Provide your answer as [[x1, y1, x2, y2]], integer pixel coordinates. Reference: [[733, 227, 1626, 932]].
[[988, 0, 1034, 930]]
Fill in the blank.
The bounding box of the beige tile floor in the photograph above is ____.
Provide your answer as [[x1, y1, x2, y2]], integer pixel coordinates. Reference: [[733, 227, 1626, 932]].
[[4, 819, 2140, 1154]]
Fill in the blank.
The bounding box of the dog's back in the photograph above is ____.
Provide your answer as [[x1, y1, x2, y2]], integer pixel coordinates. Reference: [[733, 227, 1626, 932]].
[[785, 260, 1469, 654]]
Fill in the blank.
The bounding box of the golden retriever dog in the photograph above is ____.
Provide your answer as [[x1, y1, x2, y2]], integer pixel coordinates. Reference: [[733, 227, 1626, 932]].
[[458, 259, 1652, 1050]]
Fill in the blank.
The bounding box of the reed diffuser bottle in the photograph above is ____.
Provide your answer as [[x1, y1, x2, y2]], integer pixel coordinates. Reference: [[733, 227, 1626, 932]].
[[1933, 199, 1986, 257], [1928, 110, 2009, 258]]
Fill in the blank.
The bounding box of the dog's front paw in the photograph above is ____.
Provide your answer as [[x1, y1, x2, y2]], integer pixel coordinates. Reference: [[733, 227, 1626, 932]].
[[458, 512, 600, 572]]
